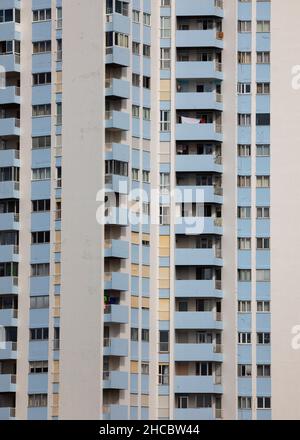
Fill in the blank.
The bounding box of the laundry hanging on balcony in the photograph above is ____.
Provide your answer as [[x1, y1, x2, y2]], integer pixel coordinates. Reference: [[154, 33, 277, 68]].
[[181, 116, 207, 124]]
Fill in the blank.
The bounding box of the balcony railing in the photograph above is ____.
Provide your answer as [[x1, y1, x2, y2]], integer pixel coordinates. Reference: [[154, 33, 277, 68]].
[[215, 408, 223, 419], [103, 338, 111, 347], [214, 218, 223, 228], [214, 186, 223, 196], [215, 280, 222, 290], [213, 344, 223, 353]]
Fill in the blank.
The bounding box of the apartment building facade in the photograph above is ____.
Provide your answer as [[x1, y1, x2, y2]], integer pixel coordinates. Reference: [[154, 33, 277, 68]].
[[0, 0, 300, 421]]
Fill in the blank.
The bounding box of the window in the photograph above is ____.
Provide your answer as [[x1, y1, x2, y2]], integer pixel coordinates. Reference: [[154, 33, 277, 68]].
[[238, 269, 251, 282], [159, 330, 169, 352], [132, 10, 140, 23], [257, 397, 271, 409], [196, 395, 212, 408], [143, 76, 151, 89], [132, 168, 139, 181], [257, 82, 270, 95], [238, 175, 251, 187], [160, 206, 170, 225], [33, 40, 51, 54], [238, 301, 251, 313], [31, 199, 50, 212], [0, 262, 18, 277], [32, 136, 51, 149], [160, 110, 170, 131], [33, 72, 51, 86], [29, 361, 48, 374], [28, 394, 48, 408], [132, 105, 140, 118], [143, 107, 151, 121], [238, 238, 251, 250], [256, 113, 270, 126], [257, 237, 270, 250], [31, 263, 50, 277], [238, 397, 252, 410], [132, 73, 140, 87], [142, 170, 150, 183], [0, 9, 15, 23], [238, 114, 251, 126], [160, 48, 171, 70], [105, 160, 128, 177], [238, 21, 252, 32], [132, 41, 140, 55], [161, 0, 171, 6], [238, 207, 251, 219], [32, 104, 51, 117], [143, 202, 150, 216], [131, 328, 139, 341], [238, 364, 252, 377], [142, 329, 149, 342], [141, 363, 149, 375], [160, 173, 170, 191], [257, 332, 271, 344], [238, 52, 252, 64], [256, 176, 270, 188], [238, 332, 251, 344], [238, 144, 251, 156], [256, 144, 270, 156], [32, 168, 51, 180], [257, 21, 270, 33], [158, 364, 169, 385], [115, 0, 128, 16], [143, 13, 151, 26], [30, 328, 49, 341], [237, 83, 251, 94], [32, 231, 50, 244], [257, 301, 270, 312], [161, 16, 171, 38], [143, 44, 151, 57], [196, 362, 213, 376], [257, 364, 271, 377], [256, 269, 270, 282], [33, 9, 51, 22], [30, 296, 49, 309], [257, 51, 270, 64], [257, 206, 269, 219]]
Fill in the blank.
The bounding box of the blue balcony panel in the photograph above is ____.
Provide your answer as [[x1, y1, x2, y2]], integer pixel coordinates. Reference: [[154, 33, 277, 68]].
[[105, 175, 128, 194], [32, 21, 52, 41], [175, 376, 222, 394], [103, 405, 128, 420], [27, 407, 47, 420], [0, 407, 15, 420], [175, 279, 223, 299], [176, 185, 223, 205], [105, 208, 129, 226], [176, 124, 223, 142], [105, 111, 129, 131], [104, 305, 129, 324], [28, 373, 48, 394], [238, 410, 252, 420], [0, 213, 19, 231], [29, 308, 49, 328], [106, 13, 130, 35], [257, 410, 272, 421], [28, 340, 49, 361], [105, 78, 130, 99], [256, 312, 271, 332], [103, 338, 128, 357], [104, 239, 129, 259], [30, 244, 50, 264], [174, 408, 215, 420], [0, 118, 20, 136], [31, 212, 51, 231], [31, 180, 51, 200], [257, 378, 271, 396], [238, 313, 251, 332], [104, 272, 129, 291], [0, 245, 19, 263], [105, 47, 130, 67], [176, 155, 222, 173], [0, 149, 20, 168], [32, 84, 52, 106], [0, 22, 20, 40], [103, 371, 128, 390], [0, 277, 18, 294], [175, 343, 223, 362], [176, 62, 223, 80], [0, 374, 16, 393], [32, 54, 51, 73], [175, 312, 223, 330], [32, 116, 51, 136], [175, 217, 223, 236], [176, 30, 223, 49], [238, 378, 252, 396], [176, 92, 223, 111], [0, 54, 20, 73], [31, 148, 51, 168], [0, 86, 20, 105], [237, 345, 251, 364], [176, 0, 224, 17], [0, 342, 17, 360], [30, 276, 50, 295], [0, 309, 17, 326], [176, 248, 222, 266]]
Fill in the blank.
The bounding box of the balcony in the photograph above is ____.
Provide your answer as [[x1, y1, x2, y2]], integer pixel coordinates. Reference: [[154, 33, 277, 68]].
[[175, 376, 222, 394], [0, 407, 15, 420], [174, 311, 223, 330], [105, 174, 128, 194], [0, 22, 20, 40], [105, 46, 130, 67], [105, 78, 130, 99], [175, 248, 222, 266], [104, 272, 129, 291], [176, 30, 224, 49], [0, 308, 18, 326], [0, 213, 19, 231], [176, 154, 222, 173], [174, 408, 215, 420], [0, 86, 20, 105], [176, 92, 223, 111], [176, 123, 222, 142], [0, 118, 20, 136], [175, 217, 223, 236], [0, 245, 19, 263], [105, 142, 129, 162], [175, 185, 223, 204], [175, 343, 223, 362], [0, 149, 20, 167], [176, 61, 223, 80], [0, 53, 20, 72], [104, 239, 129, 259], [104, 304, 129, 324], [0, 277, 18, 294], [105, 110, 129, 131], [0, 181, 20, 199], [106, 13, 130, 35], [102, 370, 128, 390], [176, 0, 224, 17], [105, 207, 128, 226], [0, 342, 17, 360], [102, 404, 128, 420], [103, 338, 128, 357], [175, 279, 223, 298], [0, 374, 16, 392]]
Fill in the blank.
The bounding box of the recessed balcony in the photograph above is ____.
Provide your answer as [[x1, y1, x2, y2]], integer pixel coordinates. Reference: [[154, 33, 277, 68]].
[[0, 118, 20, 136], [175, 217, 223, 236], [176, 0, 224, 17], [175, 343, 223, 362], [176, 92, 223, 111], [175, 248, 222, 266], [104, 239, 129, 259], [0, 342, 17, 360], [176, 30, 224, 49], [105, 110, 130, 131], [104, 272, 129, 291], [175, 375, 222, 394], [105, 46, 130, 67], [102, 370, 128, 390], [176, 61, 223, 80], [176, 123, 223, 142], [0, 308, 17, 326], [103, 338, 128, 357], [174, 311, 223, 330], [175, 185, 223, 204], [105, 78, 130, 99], [104, 304, 129, 324], [0, 374, 16, 392], [176, 154, 222, 173], [175, 279, 223, 298]]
